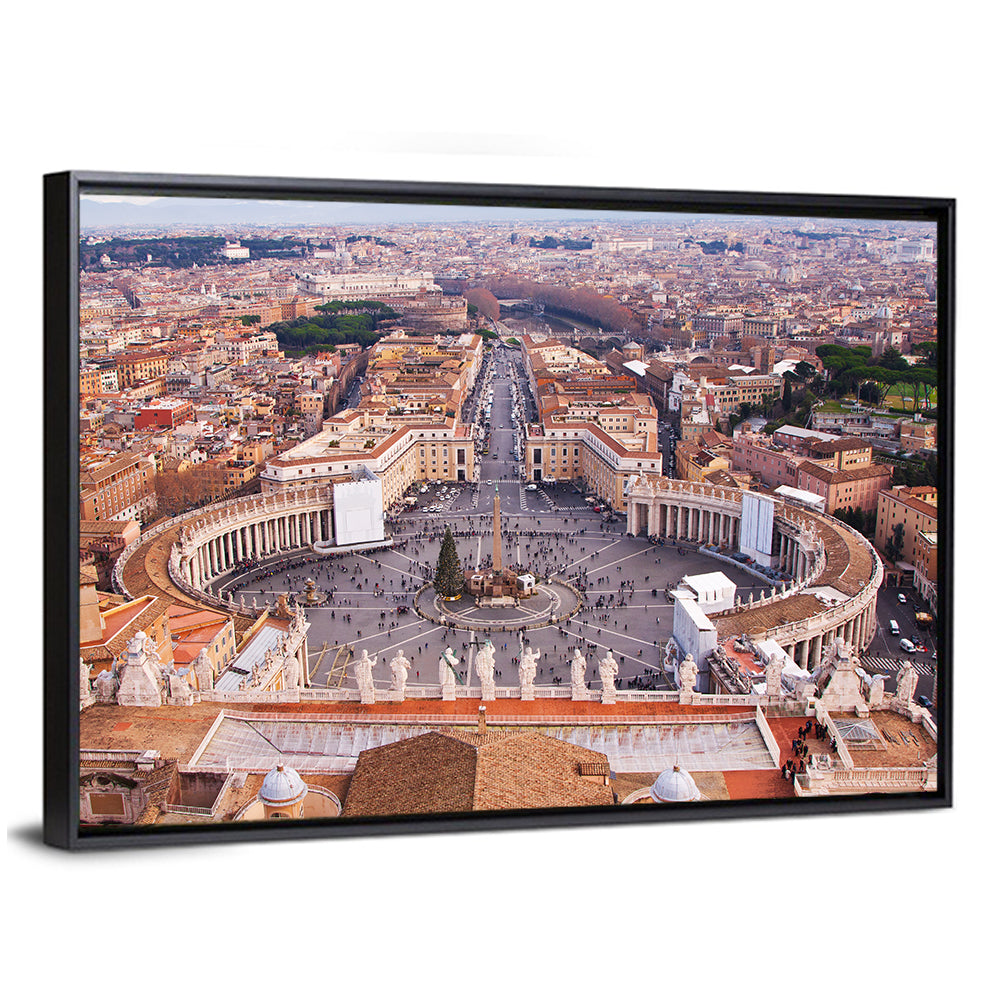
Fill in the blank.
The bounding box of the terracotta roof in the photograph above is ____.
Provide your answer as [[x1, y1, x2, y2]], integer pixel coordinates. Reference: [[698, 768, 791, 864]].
[[798, 461, 893, 484], [342, 729, 614, 817]]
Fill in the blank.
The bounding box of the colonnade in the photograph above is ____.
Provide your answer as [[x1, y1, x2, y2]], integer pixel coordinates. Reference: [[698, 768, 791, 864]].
[[628, 497, 816, 584], [632, 499, 740, 551], [181, 505, 335, 590], [624, 480, 883, 674], [781, 601, 880, 673]]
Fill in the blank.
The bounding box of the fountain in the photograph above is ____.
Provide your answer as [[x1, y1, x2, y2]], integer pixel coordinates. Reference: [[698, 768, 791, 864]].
[[296, 577, 327, 607]]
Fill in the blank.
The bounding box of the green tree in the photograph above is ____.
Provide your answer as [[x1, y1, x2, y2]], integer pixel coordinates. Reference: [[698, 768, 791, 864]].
[[782, 376, 793, 412], [885, 522, 905, 563], [434, 526, 464, 599]]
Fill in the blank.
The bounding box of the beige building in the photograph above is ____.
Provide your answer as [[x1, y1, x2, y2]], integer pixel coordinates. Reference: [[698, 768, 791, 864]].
[[913, 529, 938, 612], [900, 418, 937, 452], [261, 409, 476, 508], [80, 452, 158, 522], [875, 485, 938, 567]]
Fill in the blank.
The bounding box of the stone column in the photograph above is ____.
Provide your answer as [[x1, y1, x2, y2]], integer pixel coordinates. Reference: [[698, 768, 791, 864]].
[[811, 633, 823, 671]]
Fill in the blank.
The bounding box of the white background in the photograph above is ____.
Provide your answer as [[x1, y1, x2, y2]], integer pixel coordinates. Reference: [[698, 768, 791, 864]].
[[4, 3, 993, 996]]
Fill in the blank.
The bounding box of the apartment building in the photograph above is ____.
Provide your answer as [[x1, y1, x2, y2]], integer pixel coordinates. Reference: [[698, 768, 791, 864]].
[[260, 412, 476, 508], [875, 485, 938, 566], [134, 398, 196, 431], [913, 529, 938, 613], [795, 461, 893, 514], [110, 351, 169, 389], [79, 452, 158, 522]]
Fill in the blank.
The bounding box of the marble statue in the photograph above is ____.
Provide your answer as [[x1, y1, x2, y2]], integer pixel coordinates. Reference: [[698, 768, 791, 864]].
[[599, 651, 619, 703], [475, 640, 496, 700], [167, 667, 195, 706], [571, 648, 586, 687], [282, 651, 300, 689], [519, 645, 539, 699], [80, 658, 94, 707], [192, 649, 214, 692], [678, 653, 698, 693], [868, 673, 885, 708], [895, 661, 919, 706], [439, 647, 459, 685], [355, 649, 376, 704], [390, 649, 410, 693], [94, 669, 117, 703], [765, 652, 783, 698], [438, 647, 459, 701]]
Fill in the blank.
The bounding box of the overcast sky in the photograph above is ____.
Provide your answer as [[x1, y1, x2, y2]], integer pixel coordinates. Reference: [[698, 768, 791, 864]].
[[79, 193, 924, 233]]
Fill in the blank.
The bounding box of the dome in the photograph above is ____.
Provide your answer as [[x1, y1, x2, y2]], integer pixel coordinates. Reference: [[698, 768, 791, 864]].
[[650, 765, 700, 803], [744, 261, 769, 271], [259, 763, 307, 807]]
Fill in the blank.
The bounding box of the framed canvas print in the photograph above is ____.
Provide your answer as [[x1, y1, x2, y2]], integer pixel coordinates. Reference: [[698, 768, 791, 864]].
[[44, 171, 953, 849]]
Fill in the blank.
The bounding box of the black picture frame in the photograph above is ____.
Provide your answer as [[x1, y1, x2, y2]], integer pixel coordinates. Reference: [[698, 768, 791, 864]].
[[44, 170, 954, 849]]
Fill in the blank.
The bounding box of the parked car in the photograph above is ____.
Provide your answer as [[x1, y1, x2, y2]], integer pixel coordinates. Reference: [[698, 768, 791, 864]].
[[918, 695, 932, 709], [525, 483, 538, 491], [899, 638, 916, 653]]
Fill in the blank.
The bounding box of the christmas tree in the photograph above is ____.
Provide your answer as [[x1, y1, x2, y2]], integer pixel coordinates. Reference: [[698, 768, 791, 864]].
[[434, 526, 464, 599]]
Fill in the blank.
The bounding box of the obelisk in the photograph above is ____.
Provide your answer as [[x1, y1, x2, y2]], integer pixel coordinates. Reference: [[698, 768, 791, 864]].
[[492, 482, 502, 575]]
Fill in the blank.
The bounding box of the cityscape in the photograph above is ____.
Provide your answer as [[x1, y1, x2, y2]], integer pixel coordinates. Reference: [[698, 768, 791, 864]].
[[76, 193, 940, 828]]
